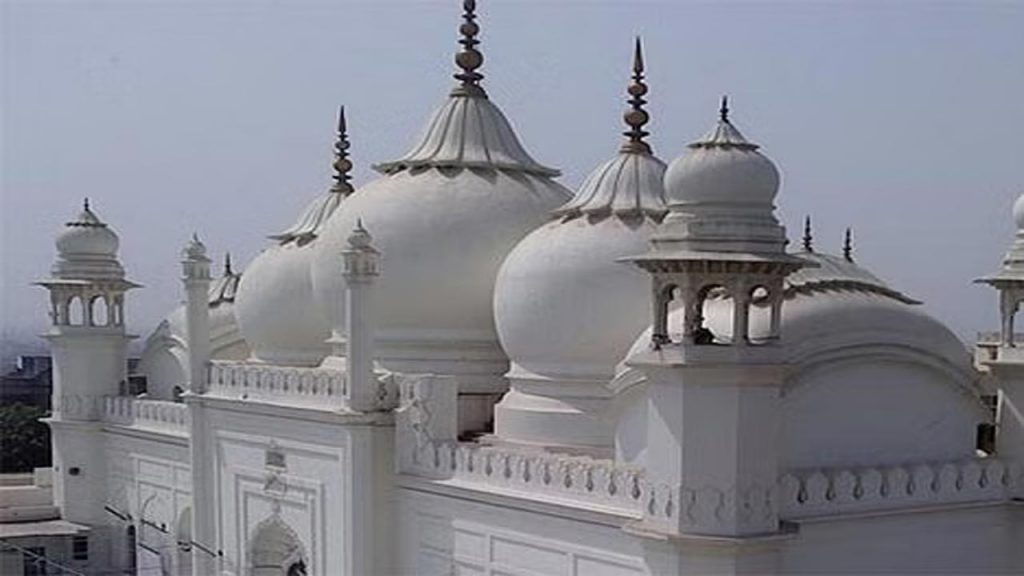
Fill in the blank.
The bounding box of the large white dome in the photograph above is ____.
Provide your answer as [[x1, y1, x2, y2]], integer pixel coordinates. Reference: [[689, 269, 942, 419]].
[[311, 46, 570, 387]]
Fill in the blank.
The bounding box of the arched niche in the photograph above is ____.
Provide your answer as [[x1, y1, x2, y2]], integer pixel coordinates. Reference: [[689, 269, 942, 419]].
[[68, 295, 85, 326], [90, 295, 110, 327], [248, 516, 307, 576]]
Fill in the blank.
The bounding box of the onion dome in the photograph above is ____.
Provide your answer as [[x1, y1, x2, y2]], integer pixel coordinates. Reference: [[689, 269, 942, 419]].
[[234, 107, 354, 365], [492, 38, 667, 449], [311, 0, 571, 385], [52, 199, 126, 280]]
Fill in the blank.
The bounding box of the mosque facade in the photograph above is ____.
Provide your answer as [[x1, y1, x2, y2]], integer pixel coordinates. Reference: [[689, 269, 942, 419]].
[[25, 1, 1024, 574]]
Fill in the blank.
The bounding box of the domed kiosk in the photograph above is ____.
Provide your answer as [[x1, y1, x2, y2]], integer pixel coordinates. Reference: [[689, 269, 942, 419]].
[[492, 39, 668, 449], [311, 0, 571, 397]]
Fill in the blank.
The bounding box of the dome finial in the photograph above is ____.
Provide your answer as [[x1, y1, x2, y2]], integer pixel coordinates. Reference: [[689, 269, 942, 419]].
[[224, 251, 234, 276], [83, 197, 91, 211], [453, 0, 485, 96], [330, 105, 354, 196], [720, 95, 730, 122], [802, 215, 814, 252], [843, 227, 853, 261], [621, 36, 652, 154]]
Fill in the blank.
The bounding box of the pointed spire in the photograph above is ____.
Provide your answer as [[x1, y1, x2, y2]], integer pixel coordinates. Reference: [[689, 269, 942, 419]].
[[453, 0, 485, 96], [843, 227, 853, 261], [802, 216, 814, 252], [224, 252, 234, 276], [621, 37, 652, 154], [330, 105, 354, 196], [719, 95, 730, 122]]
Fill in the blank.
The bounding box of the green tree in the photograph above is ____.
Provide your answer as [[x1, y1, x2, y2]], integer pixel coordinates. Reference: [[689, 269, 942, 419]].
[[0, 402, 51, 473]]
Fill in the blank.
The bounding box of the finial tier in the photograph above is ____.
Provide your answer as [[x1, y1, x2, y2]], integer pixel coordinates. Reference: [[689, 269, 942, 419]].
[[621, 37, 652, 154]]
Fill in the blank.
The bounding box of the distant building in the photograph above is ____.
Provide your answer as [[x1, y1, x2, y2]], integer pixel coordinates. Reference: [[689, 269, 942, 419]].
[[1, 356, 52, 410]]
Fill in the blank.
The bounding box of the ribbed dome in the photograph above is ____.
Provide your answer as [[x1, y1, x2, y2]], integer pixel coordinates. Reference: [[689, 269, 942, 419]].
[[311, 5, 570, 384], [493, 40, 668, 448]]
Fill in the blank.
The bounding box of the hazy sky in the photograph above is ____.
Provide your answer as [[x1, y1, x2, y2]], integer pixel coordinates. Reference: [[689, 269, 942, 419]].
[[3, 0, 1023, 352]]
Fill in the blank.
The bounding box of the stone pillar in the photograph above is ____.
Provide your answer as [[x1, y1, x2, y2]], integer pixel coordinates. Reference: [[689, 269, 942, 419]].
[[343, 221, 380, 412], [181, 234, 211, 393]]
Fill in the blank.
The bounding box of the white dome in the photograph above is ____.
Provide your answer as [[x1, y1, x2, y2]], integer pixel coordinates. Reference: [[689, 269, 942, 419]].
[[51, 201, 125, 280], [311, 90, 570, 373], [495, 152, 667, 382], [664, 112, 779, 208], [235, 239, 331, 366], [313, 162, 570, 346], [1013, 192, 1024, 232]]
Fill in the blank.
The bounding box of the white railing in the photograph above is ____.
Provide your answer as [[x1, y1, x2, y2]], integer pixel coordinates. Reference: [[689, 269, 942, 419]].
[[102, 397, 189, 435], [394, 374, 1018, 523], [394, 374, 646, 516], [207, 361, 348, 408], [779, 457, 1018, 519]]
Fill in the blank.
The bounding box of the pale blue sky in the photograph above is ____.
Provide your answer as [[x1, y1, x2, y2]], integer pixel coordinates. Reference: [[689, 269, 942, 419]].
[[2, 0, 1023, 352]]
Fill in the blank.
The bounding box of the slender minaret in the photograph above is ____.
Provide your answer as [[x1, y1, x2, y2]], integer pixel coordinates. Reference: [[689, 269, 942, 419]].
[[180, 234, 218, 576], [181, 234, 211, 394], [628, 101, 806, 539], [976, 193, 1024, 497], [343, 221, 380, 411], [36, 200, 139, 533]]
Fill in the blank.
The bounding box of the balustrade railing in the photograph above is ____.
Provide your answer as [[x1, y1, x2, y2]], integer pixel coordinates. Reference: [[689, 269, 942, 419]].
[[207, 361, 348, 408], [101, 397, 188, 434]]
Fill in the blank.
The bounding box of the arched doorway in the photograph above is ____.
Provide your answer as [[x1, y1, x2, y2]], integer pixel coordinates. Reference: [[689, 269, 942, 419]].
[[248, 517, 307, 576]]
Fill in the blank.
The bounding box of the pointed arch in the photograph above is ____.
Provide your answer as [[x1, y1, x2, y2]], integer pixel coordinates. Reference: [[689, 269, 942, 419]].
[[248, 515, 307, 576]]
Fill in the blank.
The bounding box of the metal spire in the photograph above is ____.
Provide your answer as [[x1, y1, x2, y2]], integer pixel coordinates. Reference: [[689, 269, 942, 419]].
[[621, 36, 652, 154], [83, 198, 91, 211], [719, 95, 730, 122], [224, 252, 234, 276], [453, 0, 485, 96], [802, 215, 814, 252], [843, 227, 853, 261], [330, 105, 354, 196]]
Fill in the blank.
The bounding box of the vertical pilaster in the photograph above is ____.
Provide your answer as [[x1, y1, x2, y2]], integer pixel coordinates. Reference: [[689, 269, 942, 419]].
[[343, 221, 380, 412]]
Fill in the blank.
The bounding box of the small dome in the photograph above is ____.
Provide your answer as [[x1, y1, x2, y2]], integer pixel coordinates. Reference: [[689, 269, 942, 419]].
[[664, 100, 779, 208], [51, 200, 125, 280], [1013, 193, 1024, 232], [55, 201, 119, 258]]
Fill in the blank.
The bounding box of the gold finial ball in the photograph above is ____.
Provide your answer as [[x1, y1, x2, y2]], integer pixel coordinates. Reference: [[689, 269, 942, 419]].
[[624, 109, 649, 128], [628, 83, 648, 97], [460, 22, 479, 38], [456, 49, 483, 71], [334, 158, 352, 173]]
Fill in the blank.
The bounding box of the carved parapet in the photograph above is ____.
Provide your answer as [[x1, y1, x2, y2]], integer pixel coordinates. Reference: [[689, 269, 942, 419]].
[[100, 396, 189, 435], [778, 457, 1016, 519], [207, 361, 348, 409]]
